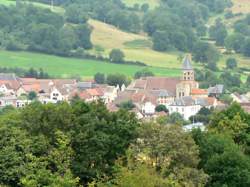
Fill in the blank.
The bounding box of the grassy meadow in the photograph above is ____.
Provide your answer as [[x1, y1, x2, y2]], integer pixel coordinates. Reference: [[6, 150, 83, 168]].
[[88, 19, 185, 69], [0, 50, 181, 78]]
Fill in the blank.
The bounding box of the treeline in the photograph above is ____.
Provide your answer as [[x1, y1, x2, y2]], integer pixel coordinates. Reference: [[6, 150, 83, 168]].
[[224, 14, 250, 57], [20, 0, 232, 55], [145, 0, 232, 52], [0, 99, 249, 186], [0, 67, 50, 79], [0, 3, 92, 56]]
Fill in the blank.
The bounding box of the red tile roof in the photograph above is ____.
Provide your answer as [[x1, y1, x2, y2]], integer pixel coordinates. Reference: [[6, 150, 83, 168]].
[[191, 89, 208, 95]]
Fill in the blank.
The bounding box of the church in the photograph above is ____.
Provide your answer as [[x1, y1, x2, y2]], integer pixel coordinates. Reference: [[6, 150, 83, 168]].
[[176, 55, 199, 98], [115, 54, 219, 119]]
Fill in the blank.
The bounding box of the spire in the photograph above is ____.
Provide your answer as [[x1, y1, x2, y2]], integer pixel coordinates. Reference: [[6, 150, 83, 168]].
[[182, 54, 193, 70]]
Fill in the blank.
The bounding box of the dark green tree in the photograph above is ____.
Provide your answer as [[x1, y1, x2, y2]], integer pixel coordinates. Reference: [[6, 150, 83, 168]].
[[109, 49, 125, 64]]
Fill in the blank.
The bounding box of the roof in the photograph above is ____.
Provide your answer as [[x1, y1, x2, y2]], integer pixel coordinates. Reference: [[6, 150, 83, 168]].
[[77, 82, 94, 89], [145, 77, 180, 95], [191, 88, 208, 95], [171, 96, 195, 106], [182, 54, 193, 70], [208, 84, 224, 94], [22, 84, 41, 93], [0, 73, 18, 81], [86, 88, 103, 96]]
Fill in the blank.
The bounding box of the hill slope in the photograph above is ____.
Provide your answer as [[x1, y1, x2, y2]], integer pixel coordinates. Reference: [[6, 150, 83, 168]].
[[88, 19, 183, 69]]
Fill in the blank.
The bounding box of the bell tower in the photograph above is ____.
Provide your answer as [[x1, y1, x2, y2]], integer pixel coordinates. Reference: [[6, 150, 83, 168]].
[[176, 54, 199, 98], [182, 54, 194, 81]]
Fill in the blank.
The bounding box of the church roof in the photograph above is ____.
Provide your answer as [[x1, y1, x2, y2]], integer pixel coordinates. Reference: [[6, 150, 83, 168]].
[[183, 55, 193, 70]]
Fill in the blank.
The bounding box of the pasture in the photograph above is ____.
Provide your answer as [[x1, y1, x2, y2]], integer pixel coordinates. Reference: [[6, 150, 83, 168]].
[[0, 50, 181, 78]]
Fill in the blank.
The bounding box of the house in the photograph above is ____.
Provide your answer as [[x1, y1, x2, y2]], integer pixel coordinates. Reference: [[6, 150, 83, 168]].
[[0, 83, 15, 95], [0, 96, 17, 107], [168, 96, 201, 120], [50, 87, 65, 102], [231, 93, 249, 103], [16, 99, 31, 108], [191, 88, 208, 98], [208, 84, 224, 98], [0, 73, 21, 92]]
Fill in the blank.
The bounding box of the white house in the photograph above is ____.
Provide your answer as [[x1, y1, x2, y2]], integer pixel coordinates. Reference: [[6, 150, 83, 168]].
[[167, 96, 201, 120], [141, 101, 156, 116], [0, 96, 17, 107], [16, 99, 31, 108], [50, 87, 64, 103], [0, 84, 14, 95]]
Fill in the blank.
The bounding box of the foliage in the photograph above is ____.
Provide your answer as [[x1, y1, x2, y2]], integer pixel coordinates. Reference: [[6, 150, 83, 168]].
[[155, 105, 168, 113], [106, 73, 130, 87], [117, 100, 135, 110], [166, 112, 187, 125], [0, 4, 92, 56], [109, 49, 125, 64], [209, 19, 228, 46], [28, 91, 37, 100], [189, 107, 213, 124], [130, 123, 208, 186], [134, 69, 154, 79], [226, 58, 237, 69], [94, 73, 105, 84]]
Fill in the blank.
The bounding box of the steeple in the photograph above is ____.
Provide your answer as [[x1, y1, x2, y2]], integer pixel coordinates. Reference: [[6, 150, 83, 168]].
[[182, 54, 194, 81], [182, 54, 193, 70]]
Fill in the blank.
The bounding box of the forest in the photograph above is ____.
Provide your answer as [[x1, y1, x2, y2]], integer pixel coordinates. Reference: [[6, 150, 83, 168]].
[[0, 100, 249, 187]]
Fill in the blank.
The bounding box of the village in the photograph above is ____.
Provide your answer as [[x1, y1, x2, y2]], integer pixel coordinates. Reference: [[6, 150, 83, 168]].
[[0, 55, 249, 120]]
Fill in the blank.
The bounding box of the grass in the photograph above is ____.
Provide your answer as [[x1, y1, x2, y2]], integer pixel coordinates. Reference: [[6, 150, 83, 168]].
[[88, 19, 186, 68], [0, 50, 181, 78], [0, 0, 64, 14], [231, 0, 250, 14], [122, 0, 159, 9]]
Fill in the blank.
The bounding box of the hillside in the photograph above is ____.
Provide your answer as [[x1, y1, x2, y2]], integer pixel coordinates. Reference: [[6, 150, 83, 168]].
[[89, 19, 184, 69], [0, 50, 181, 78]]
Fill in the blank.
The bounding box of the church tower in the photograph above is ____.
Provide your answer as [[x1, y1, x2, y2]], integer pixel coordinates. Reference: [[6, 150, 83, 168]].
[[176, 54, 199, 98], [182, 54, 194, 81]]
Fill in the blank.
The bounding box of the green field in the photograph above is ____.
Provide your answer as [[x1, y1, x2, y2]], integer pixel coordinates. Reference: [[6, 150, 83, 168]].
[[0, 50, 181, 78]]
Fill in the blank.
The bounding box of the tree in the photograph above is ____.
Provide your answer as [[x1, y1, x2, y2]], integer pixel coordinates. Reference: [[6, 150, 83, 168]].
[[152, 31, 170, 51], [247, 75, 250, 86], [106, 73, 130, 87], [226, 58, 238, 69], [109, 49, 125, 64], [65, 4, 88, 24], [130, 123, 208, 186], [193, 41, 220, 65], [155, 105, 168, 113], [192, 130, 250, 187], [75, 24, 92, 49], [167, 112, 187, 125], [28, 91, 37, 100], [94, 73, 105, 84], [209, 19, 228, 46], [141, 3, 149, 12], [225, 33, 245, 53], [242, 38, 250, 57], [71, 101, 139, 183], [117, 100, 135, 110], [134, 69, 154, 79]]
